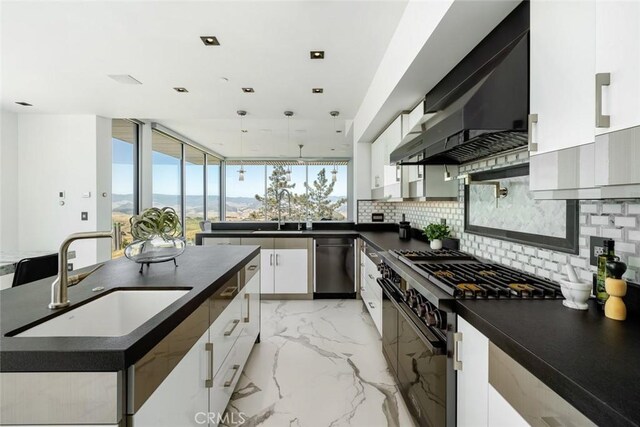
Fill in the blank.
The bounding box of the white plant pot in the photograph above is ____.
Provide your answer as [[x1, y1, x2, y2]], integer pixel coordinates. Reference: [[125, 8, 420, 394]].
[[430, 239, 443, 250]]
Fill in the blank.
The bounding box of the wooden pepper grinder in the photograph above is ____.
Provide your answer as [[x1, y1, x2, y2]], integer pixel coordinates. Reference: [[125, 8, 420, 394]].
[[605, 259, 628, 321]]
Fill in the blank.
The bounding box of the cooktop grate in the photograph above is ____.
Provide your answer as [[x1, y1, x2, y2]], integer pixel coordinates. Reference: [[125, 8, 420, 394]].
[[415, 262, 563, 299], [393, 249, 477, 262]]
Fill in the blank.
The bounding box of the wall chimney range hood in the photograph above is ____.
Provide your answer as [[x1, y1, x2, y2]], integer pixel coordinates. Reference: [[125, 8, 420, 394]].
[[391, 2, 529, 166]]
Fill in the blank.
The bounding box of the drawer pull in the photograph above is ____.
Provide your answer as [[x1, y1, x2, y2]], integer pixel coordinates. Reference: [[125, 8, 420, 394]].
[[220, 285, 238, 298], [224, 319, 240, 336], [244, 293, 250, 323], [368, 274, 374, 280], [453, 332, 463, 371], [247, 265, 258, 271], [595, 72, 611, 128], [205, 343, 213, 388], [223, 364, 241, 387], [528, 113, 538, 152]]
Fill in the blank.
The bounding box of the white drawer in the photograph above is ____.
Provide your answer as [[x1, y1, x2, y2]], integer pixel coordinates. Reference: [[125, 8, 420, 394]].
[[365, 274, 382, 303], [361, 287, 382, 336], [209, 285, 244, 377], [210, 344, 243, 426]]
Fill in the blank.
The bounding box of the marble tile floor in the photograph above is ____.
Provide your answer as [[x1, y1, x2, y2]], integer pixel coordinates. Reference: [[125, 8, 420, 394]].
[[223, 299, 416, 427]]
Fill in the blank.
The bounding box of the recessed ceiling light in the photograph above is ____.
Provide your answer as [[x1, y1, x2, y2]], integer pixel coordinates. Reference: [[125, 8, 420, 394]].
[[310, 50, 324, 59], [200, 36, 220, 46], [108, 74, 142, 85], [336, 130, 343, 133], [174, 87, 188, 93], [242, 87, 254, 93], [331, 148, 336, 151], [312, 88, 323, 94], [15, 101, 32, 106], [241, 129, 248, 133]]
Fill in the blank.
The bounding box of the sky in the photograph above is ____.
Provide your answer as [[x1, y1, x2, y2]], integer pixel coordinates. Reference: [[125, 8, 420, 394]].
[[112, 137, 347, 198]]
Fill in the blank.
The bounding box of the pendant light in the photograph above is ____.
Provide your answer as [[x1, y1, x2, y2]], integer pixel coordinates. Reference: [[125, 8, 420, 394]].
[[330, 111, 340, 183], [237, 110, 247, 181], [284, 111, 294, 181]]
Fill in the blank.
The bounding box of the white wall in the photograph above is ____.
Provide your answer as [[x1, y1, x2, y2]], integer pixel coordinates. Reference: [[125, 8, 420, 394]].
[[17, 114, 111, 268], [0, 110, 19, 251]]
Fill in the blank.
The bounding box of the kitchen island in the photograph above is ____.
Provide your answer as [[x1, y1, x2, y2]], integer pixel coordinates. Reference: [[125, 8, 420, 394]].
[[0, 245, 261, 426]]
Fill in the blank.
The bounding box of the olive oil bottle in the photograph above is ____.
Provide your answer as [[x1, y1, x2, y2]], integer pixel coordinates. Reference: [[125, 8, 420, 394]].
[[596, 239, 616, 307]]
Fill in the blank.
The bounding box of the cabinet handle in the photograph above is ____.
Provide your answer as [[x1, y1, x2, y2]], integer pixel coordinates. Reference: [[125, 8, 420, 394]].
[[375, 176, 380, 187], [368, 302, 375, 309], [270, 254, 273, 266], [396, 165, 401, 182], [244, 293, 250, 323], [527, 113, 538, 152], [247, 265, 258, 271], [224, 319, 240, 336], [453, 332, 463, 371], [276, 254, 280, 266], [220, 285, 237, 298], [596, 72, 611, 128], [223, 364, 241, 387], [205, 343, 213, 388]]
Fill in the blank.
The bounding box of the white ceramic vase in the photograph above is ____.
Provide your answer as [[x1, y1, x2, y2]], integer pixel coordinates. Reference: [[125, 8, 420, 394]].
[[430, 239, 443, 250]]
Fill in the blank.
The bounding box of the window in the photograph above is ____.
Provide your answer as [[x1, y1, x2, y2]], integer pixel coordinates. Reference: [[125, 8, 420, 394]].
[[206, 157, 220, 221], [184, 146, 204, 244], [111, 119, 138, 258], [223, 161, 349, 221], [307, 164, 348, 220], [225, 163, 266, 221], [152, 131, 182, 219]]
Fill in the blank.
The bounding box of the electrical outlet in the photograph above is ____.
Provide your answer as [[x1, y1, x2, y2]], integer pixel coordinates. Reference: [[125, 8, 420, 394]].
[[440, 218, 447, 225], [81, 212, 88, 221], [589, 236, 607, 266]]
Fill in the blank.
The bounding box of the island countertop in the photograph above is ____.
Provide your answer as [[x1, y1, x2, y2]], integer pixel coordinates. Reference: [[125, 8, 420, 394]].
[[0, 245, 260, 372]]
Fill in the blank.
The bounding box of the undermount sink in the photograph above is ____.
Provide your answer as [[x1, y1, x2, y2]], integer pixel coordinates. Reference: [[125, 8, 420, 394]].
[[14, 289, 189, 338], [252, 230, 304, 234]]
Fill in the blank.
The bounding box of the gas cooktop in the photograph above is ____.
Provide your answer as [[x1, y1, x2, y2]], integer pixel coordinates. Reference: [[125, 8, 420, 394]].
[[388, 249, 562, 300]]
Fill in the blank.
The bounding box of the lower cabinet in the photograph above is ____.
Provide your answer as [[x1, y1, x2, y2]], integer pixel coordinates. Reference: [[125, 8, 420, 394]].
[[457, 317, 595, 427], [361, 276, 382, 335], [456, 317, 489, 427], [130, 255, 260, 426], [243, 238, 308, 295]]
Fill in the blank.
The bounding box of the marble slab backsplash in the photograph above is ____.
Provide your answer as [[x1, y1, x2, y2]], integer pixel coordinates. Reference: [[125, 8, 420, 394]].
[[357, 150, 640, 282]]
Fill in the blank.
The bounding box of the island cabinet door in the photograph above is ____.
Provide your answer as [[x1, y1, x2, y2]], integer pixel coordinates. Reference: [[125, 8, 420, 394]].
[[456, 316, 489, 427]]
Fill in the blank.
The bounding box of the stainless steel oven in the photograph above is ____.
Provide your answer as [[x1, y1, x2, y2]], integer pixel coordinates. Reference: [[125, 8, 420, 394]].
[[379, 277, 450, 427]]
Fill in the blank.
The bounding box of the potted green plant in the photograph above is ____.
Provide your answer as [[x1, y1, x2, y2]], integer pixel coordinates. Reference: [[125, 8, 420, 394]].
[[125, 207, 185, 270], [423, 223, 451, 250]]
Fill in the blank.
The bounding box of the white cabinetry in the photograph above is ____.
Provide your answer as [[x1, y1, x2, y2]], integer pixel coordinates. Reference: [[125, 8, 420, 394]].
[[529, 0, 595, 156], [595, 1, 640, 136], [456, 316, 489, 427], [530, 0, 640, 196], [274, 249, 307, 293], [371, 115, 403, 199], [132, 258, 260, 426], [487, 384, 528, 427], [242, 238, 308, 295], [360, 245, 382, 335]]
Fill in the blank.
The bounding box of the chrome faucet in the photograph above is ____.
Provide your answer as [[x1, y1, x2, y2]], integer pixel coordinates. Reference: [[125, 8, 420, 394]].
[[276, 189, 292, 231], [49, 231, 113, 309]]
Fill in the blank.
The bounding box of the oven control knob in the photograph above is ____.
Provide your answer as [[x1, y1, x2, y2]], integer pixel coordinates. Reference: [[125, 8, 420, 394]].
[[424, 309, 445, 329]]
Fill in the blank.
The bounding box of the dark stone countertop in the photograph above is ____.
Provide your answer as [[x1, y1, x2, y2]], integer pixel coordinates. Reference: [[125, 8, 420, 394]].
[[457, 299, 640, 427], [0, 245, 260, 372]]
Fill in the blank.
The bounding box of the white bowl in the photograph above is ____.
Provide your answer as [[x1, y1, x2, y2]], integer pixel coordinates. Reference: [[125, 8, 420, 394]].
[[559, 279, 592, 310]]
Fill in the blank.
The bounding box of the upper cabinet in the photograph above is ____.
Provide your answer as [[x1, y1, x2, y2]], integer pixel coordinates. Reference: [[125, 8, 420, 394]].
[[529, 0, 640, 197], [529, 0, 595, 156], [595, 1, 640, 136], [371, 115, 403, 199]]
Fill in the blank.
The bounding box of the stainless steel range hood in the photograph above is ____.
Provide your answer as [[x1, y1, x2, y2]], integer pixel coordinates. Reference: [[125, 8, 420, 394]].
[[391, 2, 529, 166]]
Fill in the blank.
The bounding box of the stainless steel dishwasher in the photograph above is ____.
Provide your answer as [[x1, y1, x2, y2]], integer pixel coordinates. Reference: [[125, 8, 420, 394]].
[[314, 237, 356, 298]]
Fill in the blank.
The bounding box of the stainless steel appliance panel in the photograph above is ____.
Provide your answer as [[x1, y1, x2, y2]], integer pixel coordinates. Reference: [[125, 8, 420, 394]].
[[314, 238, 355, 297]]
